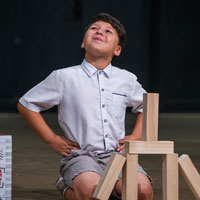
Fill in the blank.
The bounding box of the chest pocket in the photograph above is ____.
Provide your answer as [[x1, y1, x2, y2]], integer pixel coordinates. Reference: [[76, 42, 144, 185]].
[[112, 92, 127, 118]]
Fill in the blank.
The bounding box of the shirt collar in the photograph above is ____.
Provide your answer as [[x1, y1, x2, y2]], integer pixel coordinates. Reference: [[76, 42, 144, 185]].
[[81, 59, 112, 78]]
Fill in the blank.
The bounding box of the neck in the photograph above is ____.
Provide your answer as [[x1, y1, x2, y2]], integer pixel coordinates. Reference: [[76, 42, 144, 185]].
[[85, 54, 112, 70]]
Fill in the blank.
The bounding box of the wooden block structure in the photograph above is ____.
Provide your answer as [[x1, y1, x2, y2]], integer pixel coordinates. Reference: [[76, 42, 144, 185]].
[[93, 93, 199, 200]]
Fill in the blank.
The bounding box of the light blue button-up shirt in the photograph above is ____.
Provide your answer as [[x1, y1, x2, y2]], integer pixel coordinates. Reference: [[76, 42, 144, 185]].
[[19, 60, 146, 153]]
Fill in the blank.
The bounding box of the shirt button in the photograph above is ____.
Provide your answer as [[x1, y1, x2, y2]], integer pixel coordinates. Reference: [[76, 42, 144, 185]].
[[101, 88, 104, 92], [102, 104, 105, 108], [99, 71, 102, 75], [104, 119, 107, 123], [105, 134, 108, 138]]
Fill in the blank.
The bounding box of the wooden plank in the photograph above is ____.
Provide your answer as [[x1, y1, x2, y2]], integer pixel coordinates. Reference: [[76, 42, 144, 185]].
[[179, 154, 200, 200], [125, 141, 174, 154], [142, 93, 159, 141], [93, 153, 126, 200], [162, 154, 179, 200], [122, 154, 138, 200]]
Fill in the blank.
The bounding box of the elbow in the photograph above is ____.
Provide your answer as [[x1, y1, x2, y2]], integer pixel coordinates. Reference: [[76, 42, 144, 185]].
[[17, 102, 21, 113], [17, 102, 23, 114]]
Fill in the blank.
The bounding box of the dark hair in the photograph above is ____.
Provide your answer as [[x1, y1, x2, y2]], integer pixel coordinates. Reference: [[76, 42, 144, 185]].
[[84, 13, 126, 48]]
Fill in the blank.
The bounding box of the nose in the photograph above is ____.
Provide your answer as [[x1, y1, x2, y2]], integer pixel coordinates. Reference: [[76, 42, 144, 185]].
[[96, 28, 103, 35]]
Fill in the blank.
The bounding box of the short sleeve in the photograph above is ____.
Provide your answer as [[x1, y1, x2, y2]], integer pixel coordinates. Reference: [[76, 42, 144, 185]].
[[19, 70, 62, 112], [127, 73, 146, 114]]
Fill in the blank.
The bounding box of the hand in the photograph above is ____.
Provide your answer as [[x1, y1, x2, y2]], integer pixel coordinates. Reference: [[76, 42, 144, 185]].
[[117, 135, 136, 152], [48, 135, 80, 156]]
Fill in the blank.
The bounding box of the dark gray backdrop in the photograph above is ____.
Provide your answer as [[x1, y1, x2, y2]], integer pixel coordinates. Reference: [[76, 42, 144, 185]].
[[1, 0, 200, 112]]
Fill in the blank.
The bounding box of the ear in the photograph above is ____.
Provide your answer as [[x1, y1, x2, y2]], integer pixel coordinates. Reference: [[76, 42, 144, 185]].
[[114, 45, 122, 57], [81, 41, 84, 48]]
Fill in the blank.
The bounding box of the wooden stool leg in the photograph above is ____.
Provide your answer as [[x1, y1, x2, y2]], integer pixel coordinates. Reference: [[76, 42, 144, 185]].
[[122, 154, 138, 200], [93, 153, 126, 200], [179, 154, 200, 200], [162, 154, 178, 200]]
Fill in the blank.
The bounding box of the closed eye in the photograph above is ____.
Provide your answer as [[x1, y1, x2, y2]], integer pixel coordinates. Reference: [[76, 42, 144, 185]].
[[90, 26, 97, 30], [106, 29, 113, 34]]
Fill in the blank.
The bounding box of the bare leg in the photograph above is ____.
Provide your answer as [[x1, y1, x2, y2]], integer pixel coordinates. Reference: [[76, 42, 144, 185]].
[[64, 188, 76, 200], [115, 172, 153, 200], [64, 171, 101, 200]]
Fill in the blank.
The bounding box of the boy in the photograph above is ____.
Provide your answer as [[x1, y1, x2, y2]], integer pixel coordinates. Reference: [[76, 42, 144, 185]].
[[17, 13, 153, 200]]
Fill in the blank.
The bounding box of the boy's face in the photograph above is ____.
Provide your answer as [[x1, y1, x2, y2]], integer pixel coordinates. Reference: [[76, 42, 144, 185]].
[[81, 21, 121, 59]]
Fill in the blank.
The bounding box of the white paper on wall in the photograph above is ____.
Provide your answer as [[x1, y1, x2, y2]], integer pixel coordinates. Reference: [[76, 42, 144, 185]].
[[0, 136, 12, 200]]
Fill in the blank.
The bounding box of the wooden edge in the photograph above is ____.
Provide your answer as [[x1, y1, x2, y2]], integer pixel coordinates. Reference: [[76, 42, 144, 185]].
[[179, 154, 200, 200], [122, 154, 138, 200], [93, 153, 126, 200], [162, 154, 179, 200], [142, 93, 159, 141], [125, 141, 174, 154]]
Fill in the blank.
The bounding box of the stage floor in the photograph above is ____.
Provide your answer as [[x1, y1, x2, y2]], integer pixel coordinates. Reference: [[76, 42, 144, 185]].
[[0, 112, 200, 200]]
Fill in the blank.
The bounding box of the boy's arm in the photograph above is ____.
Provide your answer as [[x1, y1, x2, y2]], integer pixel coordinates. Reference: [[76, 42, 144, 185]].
[[17, 102, 80, 156], [117, 112, 142, 152]]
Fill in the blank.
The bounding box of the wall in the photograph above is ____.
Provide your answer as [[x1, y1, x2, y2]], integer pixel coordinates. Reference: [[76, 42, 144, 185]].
[[0, 0, 200, 112]]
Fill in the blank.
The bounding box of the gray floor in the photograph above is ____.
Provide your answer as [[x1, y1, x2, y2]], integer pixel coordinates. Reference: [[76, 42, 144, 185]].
[[0, 112, 200, 200]]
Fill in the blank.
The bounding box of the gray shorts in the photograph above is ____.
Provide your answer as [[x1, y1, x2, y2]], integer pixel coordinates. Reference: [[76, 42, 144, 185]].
[[60, 150, 152, 188]]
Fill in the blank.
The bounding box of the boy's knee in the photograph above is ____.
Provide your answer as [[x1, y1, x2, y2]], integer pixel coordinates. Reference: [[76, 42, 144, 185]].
[[138, 173, 153, 200], [72, 172, 100, 200], [138, 182, 153, 200], [74, 182, 97, 200], [114, 178, 153, 200]]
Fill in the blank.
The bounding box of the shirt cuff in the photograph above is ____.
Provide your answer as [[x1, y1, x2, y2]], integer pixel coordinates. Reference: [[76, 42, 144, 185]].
[[19, 98, 41, 113], [131, 107, 143, 114]]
